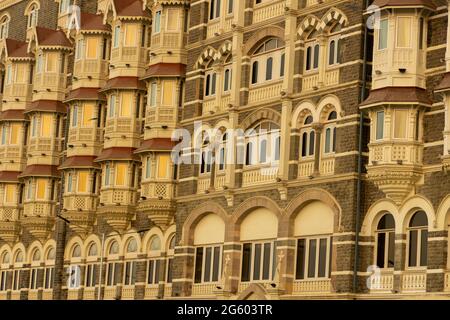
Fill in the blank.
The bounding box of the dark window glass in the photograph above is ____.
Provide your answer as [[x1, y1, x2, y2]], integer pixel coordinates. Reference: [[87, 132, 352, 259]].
[[154, 260, 160, 284], [296, 239, 306, 279], [378, 214, 395, 230], [280, 53, 285, 77], [274, 136, 280, 161], [329, 40, 335, 65], [260, 140, 267, 163], [194, 248, 203, 283], [309, 131, 315, 156], [262, 243, 271, 280], [253, 244, 261, 280], [241, 243, 252, 281], [308, 239, 317, 278], [251, 61, 258, 84], [420, 229, 428, 266], [246, 142, 252, 165], [204, 247, 212, 282], [376, 233, 386, 268], [212, 246, 220, 282], [301, 132, 307, 157], [205, 75, 211, 96], [313, 45, 320, 69], [265, 57, 273, 80], [306, 47, 311, 70], [388, 232, 395, 268], [318, 239, 327, 277], [211, 73, 217, 95], [167, 258, 173, 283], [409, 230, 418, 267], [410, 211, 428, 227]]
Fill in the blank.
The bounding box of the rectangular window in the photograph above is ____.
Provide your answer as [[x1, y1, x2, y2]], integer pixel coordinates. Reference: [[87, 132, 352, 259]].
[[10, 124, 20, 144], [77, 171, 88, 193], [147, 259, 161, 284], [44, 267, 54, 289], [123, 261, 137, 286], [166, 9, 178, 31], [67, 173, 73, 192], [15, 64, 27, 83], [5, 184, 15, 203], [162, 81, 174, 106], [109, 95, 116, 118], [120, 92, 133, 117], [379, 19, 388, 50], [46, 52, 58, 72], [76, 39, 83, 60], [193, 246, 222, 283], [146, 157, 151, 179], [37, 55, 43, 73], [157, 154, 170, 179], [0, 271, 8, 291], [72, 105, 78, 127], [397, 17, 412, 48], [241, 242, 274, 282], [86, 37, 98, 59], [154, 11, 161, 33], [1, 126, 6, 145], [82, 103, 95, 127], [394, 110, 408, 139], [113, 26, 121, 48], [41, 114, 53, 137], [105, 163, 111, 186], [6, 65, 11, 84], [115, 163, 127, 186], [227, 0, 233, 14], [376, 111, 384, 140], [150, 83, 157, 106], [85, 264, 97, 287], [36, 179, 47, 200], [124, 24, 138, 46], [29, 268, 38, 289], [295, 237, 331, 279]]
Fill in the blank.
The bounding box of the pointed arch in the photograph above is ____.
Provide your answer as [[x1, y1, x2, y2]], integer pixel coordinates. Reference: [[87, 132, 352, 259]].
[[297, 15, 321, 40], [240, 108, 281, 131], [195, 46, 218, 69], [318, 7, 348, 33], [102, 0, 117, 24]]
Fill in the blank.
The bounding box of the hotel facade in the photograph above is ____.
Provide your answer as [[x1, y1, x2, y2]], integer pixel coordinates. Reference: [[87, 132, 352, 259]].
[[0, 0, 449, 300]]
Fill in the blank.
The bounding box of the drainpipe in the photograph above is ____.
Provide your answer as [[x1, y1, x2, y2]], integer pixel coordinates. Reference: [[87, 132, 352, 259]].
[[353, 0, 370, 295]]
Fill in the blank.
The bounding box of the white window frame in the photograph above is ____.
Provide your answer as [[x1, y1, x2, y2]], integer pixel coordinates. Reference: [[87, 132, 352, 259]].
[[194, 245, 223, 284], [295, 235, 332, 280], [240, 240, 276, 283]]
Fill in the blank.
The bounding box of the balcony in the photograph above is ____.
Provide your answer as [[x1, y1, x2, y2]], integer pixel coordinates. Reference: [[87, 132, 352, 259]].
[[33, 73, 67, 100], [104, 118, 141, 148], [401, 270, 426, 293], [298, 159, 314, 178], [248, 81, 282, 105], [163, 284, 172, 298], [67, 127, 103, 156], [302, 69, 339, 92], [320, 157, 335, 175], [61, 195, 97, 233], [206, 20, 220, 39], [10, 290, 20, 300], [144, 285, 159, 299], [0, 145, 26, 171], [121, 286, 135, 300], [138, 182, 176, 230], [0, 206, 21, 243], [197, 175, 211, 194], [0, 291, 7, 300], [110, 46, 147, 76], [242, 166, 278, 188], [367, 141, 423, 205], [100, 188, 137, 206], [83, 287, 96, 300], [27, 289, 39, 300], [42, 289, 53, 300], [98, 188, 136, 231], [253, 0, 285, 24], [191, 283, 217, 297], [3, 83, 32, 102], [103, 286, 117, 300], [28, 137, 62, 166], [368, 271, 394, 293], [73, 59, 109, 85], [202, 97, 216, 115], [292, 279, 332, 295], [21, 202, 56, 240]]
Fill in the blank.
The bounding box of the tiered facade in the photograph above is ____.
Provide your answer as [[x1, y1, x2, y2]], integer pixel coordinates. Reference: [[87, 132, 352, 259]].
[[0, 0, 450, 300]]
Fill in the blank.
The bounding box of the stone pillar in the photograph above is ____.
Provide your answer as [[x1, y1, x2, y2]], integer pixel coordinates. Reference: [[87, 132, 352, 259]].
[[53, 218, 67, 300], [393, 233, 406, 293], [278, 99, 292, 182], [312, 123, 323, 175], [171, 244, 195, 297], [426, 230, 447, 292], [134, 255, 147, 299]]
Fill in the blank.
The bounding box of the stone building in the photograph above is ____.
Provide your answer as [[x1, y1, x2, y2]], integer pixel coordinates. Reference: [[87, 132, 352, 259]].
[[0, 0, 449, 300]]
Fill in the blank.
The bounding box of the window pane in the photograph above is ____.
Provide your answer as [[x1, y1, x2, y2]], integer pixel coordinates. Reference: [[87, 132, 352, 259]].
[[114, 26, 120, 47], [241, 243, 251, 281], [313, 45, 319, 69], [397, 17, 411, 47], [194, 248, 203, 283], [379, 19, 388, 50], [83, 103, 95, 127], [157, 154, 170, 179], [388, 231, 395, 268], [309, 131, 315, 156], [124, 24, 138, 46], [162, 81, 174, 105], [325, 128, 331, 153], [318, 239, 327, 277], [77, 171, 88, 193], [154, 260, 160, 284], [5, 184, 15, 203], [260, 140, 267, 163], [10, 124, 20, 144], [265, 57, 273, 81], [377, 233, 386, 268], [308, 239, 317, 278], [296, 239, 306, 279], [41, 114, 53, 137], [280, 53, 285, 77], [204, 247, 212, 283], [167, 9, 178, 31], [394, 110, 407, 138], [154, 12, 161, 33], [376, 111, 384, 140], [329, 40, 335, 65], [251, 61, 258, 84], [253, 244, 261, 281], [147, 260, 154, 284], [120, 92, 133, 117], [36, 179, 47, 200], [86, 37, 98, 58], [115, 163, 127, 186], [409, 230, 418, 267], [46, 52, 58, 72], [212, 247, 220, 282], [306, 47, 311, 70], [420, 230, 428, 266], [262, 243, 271, 280], [301, 133, 307, 157]]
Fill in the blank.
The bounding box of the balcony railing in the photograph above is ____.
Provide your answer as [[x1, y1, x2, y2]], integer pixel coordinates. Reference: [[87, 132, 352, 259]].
[[110, 47, 147, 67], [248, 81, 282, 105], [83, 287, 96, 300], [121, 286, 135, 300], [401, 270, 426, 293], [73, 59, 108, 79], [206, 20, 220, 39], [238, 281, 272, 293], [67, 288, 80, 300], [99, 188, 137, 206], [103, 286, 117, 300], [369, 141, 423, 165], [23, 201, 55, 217], [253, 0, 285, 24], [0, 206, 21, 221], [292, 279, 332, 294], [42, 289, 53, 300], [33, 73, 66, 93], [141, 181, 174, 199], [63, 194, 98, 211], [302, 69, 339, 91], [68, 127, 103, 144], [368, 271, 394, 293], [3, 83, 32, 101], [144, 285, 159, 299], [164, 284, 172, 298], [320, 157, 335, 175], [0, 291, 7, 300], [242, 166, 278, 187], [10, 290, 20, 300], [197, 175, 211, 194], [298, 159, 314, 178], [191, 283, 217, 297], [27, 289, 39, 300], [202, 97, 216, 115]]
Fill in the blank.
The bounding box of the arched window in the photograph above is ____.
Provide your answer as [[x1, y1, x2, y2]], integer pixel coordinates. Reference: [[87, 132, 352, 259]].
[[147, 236, 162, 286], [328, 24, 342, 66], [305, 30, 319, 72], [12, 250, 24, 292], [106, 240, 120, 287], [300, 115, 315, 158], [245, 121, 280, 167], [0, 251, 10, 292], [85, 243, 98, 289], [0, 15, 9, 39], [166, 234, 176, 284], [200, 134, 212, 175], [323, 110, 337, 154], [376, 214, 395, 269], [72, 244, 81, 258], [218, 133, 227, 171], [27, 3, 39, 28], [408, 211, 428, 267], [30, 249, 42, 290], [250, 38, 285, 85], [223, 55, 232, 92], [43, 247, 55, 290], [204, 60, 216, 98], [124, 239, 138, 287]]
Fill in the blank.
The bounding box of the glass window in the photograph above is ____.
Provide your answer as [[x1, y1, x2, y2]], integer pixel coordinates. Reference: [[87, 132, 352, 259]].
[[145, 157, 151, 179], [251, 61, 259, 84], [313, 45, 319, 69], [10, 124, 20, 144], [4, 184, 15, 203], [36, 179, 47, 200], [124, 24, 138, 46], [115, 163, 127, 186], [46, 52, 58, 72], [67, 173, 73, 192], [194, 246, 222, 283], [113, 25, 120, 48], [83, 103, 95, 127], [162, 81, 175, 105], [86, 37, 98, 59], [109, 95, 116, 118], [41, 114, 53, 137], [154, 11, 161, 33], [280, 53, 285, 77], [379, 19, 388, 50], [241, 241, 275, 282], [147, 259, 160, 284], [167, 9, 178, 31], [376, 111, 384, 140], [394, 110, 408, 139], [77, 171, 88, 193], [265, 57, 273, 81], [376, 214, 395, 269], [105, 163, 110, 186], [295, 237, 331, 279], [120, 92, 133, 117], [408, 211, 428, 267], [150, 83, 157, 107], [157, 154, 170, 179]]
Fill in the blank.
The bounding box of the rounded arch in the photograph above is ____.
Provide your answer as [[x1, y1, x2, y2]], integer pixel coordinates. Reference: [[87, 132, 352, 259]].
[[27, 240, 43, 263], [399, 195, 436, 232], [181, 201, 229, 245], [25, 0, 40, 14], [82, 234, 101, 258], [232, 196, 282, 227], [318, 7, 349, 33], [121, 232, 142, 255], [292, 100, 316, 129], [142, 227, 165, 254], [42, 239, 56, 261], [240, 108, 281, 131], [11, 243, 26, 265], [64, 236, 83, 260], [0, 244, 12, 265], [104, 234, 121, 257], [297, 15, 321, 40], [195, 46, 218, 70], [236, 283, 269, 300], [317, 95, 343, 122], [435, 194, 450, 231], [282, 188, 341, 237], [243, 25, 285, 55], [360, 198, 400, 236]]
